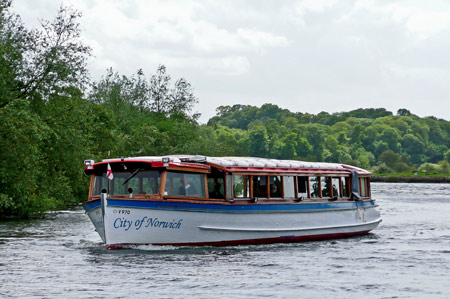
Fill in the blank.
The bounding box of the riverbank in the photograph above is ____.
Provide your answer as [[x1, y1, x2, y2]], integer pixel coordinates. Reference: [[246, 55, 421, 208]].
[[372, 174, 450, 183]]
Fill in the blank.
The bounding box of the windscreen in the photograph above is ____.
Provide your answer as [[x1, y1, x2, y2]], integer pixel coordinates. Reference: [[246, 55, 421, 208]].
[[92, 170, 162, 195]]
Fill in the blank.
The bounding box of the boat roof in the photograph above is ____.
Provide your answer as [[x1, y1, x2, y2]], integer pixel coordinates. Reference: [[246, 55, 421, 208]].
[[94, 155, 371, 175]]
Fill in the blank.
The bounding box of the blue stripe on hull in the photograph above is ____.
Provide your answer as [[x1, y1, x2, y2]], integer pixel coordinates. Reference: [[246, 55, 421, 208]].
[[83, 198, 376, 214]]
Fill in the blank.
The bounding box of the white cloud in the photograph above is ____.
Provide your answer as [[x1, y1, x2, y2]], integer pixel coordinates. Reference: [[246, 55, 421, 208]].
[[11, 0, 450, 122]]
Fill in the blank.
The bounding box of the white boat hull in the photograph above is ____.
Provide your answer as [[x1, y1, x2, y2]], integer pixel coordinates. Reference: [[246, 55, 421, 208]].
[[83, 199, 381, 247]]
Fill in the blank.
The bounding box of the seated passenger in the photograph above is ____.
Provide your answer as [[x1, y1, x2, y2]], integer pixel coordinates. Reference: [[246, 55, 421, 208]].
[[209, 182, 224, 199], [184, 178, 199, 196], [270, 184, 281, 198]]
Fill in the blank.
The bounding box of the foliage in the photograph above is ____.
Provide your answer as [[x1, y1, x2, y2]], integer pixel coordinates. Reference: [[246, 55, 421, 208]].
[[209, 103, 450, 173]]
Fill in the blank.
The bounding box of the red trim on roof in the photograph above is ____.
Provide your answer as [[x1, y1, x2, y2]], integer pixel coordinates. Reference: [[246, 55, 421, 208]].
[[89, 160, 210, 170]]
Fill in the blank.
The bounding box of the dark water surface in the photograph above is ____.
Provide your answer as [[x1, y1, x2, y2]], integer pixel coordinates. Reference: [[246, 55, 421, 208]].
[[1, 183, 450, 298]]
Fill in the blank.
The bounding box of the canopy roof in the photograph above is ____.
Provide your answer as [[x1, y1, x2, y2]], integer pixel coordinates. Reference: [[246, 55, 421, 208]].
[[94, 155, 371, 175]]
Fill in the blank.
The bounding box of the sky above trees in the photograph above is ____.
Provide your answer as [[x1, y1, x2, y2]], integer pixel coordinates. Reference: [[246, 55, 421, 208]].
[[12, 0, 450, 123]]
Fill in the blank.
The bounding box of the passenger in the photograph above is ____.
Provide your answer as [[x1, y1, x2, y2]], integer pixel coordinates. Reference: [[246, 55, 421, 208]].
[[183, 178, 199, 196], [209, 182, 224, 199], [177, 177, 186, 195], [270, 184, 281, 198]]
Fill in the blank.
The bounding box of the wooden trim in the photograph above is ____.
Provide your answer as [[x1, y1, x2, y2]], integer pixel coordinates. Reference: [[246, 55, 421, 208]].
[[163, 195, 210, 200], [159, 171, 167, 197], [88, 174, 94, 200], [294, 176, 298, 199], [250, 175, 254, 199], [328, 177, 332, 198], [166, 166, 210, 174], [359, 178, 362, 197], [230, 175, 234, 198], [94, 194, 375, 205], [244, 175, 249, 198], [204, 174, 209, 199], [306, 176, 311, 198], [318, 176, 322, 198]]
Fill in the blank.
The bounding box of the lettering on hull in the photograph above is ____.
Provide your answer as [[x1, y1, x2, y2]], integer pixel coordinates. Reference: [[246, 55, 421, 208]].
[[113, 216, 183, 231]]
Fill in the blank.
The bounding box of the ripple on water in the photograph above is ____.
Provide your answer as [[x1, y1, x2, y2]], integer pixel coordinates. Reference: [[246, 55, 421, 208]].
[[1, 183, 450, 298]]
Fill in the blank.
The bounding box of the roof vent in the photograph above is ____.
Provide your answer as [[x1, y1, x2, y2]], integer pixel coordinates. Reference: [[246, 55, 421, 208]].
[[180, 156, 207, 163]]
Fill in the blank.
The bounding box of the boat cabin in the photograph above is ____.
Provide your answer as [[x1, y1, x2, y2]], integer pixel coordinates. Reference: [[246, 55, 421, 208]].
[[84, 156, 371, 203]]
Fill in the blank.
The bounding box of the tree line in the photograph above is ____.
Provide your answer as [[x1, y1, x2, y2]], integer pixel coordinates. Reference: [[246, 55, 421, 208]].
[[1, 2, 449, 218], [207, 104, 450, 174]]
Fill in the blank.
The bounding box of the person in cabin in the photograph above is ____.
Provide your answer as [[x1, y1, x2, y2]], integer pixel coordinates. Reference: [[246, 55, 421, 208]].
[[183, 177, 199, 196], [270, 184, 279, 198], [209, 182, 224, 199]]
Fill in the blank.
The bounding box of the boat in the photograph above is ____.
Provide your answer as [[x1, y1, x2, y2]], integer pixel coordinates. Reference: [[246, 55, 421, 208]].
[[82, 155, 381, 248]]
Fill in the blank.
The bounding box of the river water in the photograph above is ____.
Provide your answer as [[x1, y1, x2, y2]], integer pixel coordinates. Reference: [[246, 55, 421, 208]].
[[1, 182, 450, 298]]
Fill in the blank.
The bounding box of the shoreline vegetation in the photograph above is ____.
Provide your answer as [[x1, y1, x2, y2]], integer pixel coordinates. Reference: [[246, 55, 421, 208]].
[[1, 3, 449, 219], [372, 173, 450, 183]]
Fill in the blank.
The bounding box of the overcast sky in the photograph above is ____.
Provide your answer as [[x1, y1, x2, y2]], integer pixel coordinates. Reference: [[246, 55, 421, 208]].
[[12, 0, 450, 123]]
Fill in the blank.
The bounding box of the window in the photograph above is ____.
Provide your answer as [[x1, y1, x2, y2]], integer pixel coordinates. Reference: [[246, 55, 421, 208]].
[[321, 177, 331, 198], [165, 172, 205, 197], [309, 176, 320, 198], [253, 175, 268, 198], [233, 175, 250, 198], [342, 177, 350, 197], [93, 170, 162, 196], [332, 177, 340, 198], [360, 177, 366, 197], [297, 176, 308, 198], [93, 175, 107, 195], [360, 177, 370, 197], [283, 176, 295, 199], [269, 176, 282, 198], [207, 176, 224, 199]]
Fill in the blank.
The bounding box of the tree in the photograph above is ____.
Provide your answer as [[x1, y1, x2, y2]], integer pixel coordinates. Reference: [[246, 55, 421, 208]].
[[397, 108, 412, 116], [248, 125, 269, 157], [0, 100, 51, 217], [1, 4, 91, 108], [0, 3, 94, 218], [0, 0, 24, 107], [378, 150, 411, 172], [401, 134, 424, 164]]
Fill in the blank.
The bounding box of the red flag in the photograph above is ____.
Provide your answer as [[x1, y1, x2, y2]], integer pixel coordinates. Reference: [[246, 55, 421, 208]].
[[106, 163, 114, 180]]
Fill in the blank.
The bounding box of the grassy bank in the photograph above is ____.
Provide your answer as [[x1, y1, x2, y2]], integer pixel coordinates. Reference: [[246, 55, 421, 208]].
[[372, 173, 450, 183]]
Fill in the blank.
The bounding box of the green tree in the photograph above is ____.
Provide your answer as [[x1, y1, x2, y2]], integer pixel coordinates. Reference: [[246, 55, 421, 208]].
[[1, 5, 91, 108], [248, 125, 269, 157], [401, 134, 424, 164]]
